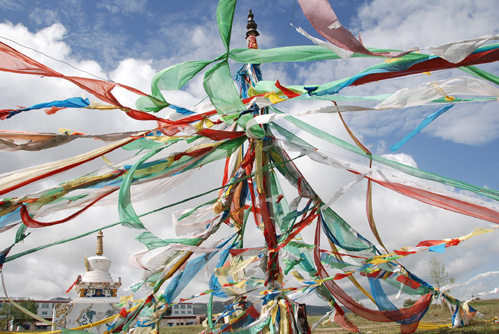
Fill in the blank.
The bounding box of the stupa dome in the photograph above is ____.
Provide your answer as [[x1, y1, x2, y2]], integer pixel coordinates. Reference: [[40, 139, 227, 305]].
[[81, 255, 113, 283], [77, 230, 120, 289]]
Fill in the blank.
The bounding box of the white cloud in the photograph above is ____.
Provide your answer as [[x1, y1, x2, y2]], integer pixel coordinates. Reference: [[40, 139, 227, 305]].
[[28, 8, 59, 27], [427, 102, 499, 145], [110, 58, 156, 104], [0, 0, 23, 11], [380, 153, 418, 168], [96, 0, 147, 15], [0, 22, 69, 63], [355, 0, 499, 49]]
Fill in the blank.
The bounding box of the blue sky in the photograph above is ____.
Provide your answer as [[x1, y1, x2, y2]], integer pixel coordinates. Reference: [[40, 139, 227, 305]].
[[0, 0, 498, 305]]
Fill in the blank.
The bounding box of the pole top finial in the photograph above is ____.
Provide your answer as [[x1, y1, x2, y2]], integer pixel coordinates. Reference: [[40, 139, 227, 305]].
[[246, 9, 259, 49]]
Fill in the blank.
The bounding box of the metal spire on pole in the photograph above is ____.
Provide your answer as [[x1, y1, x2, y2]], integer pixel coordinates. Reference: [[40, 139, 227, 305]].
[[246, 9, 259, 49]]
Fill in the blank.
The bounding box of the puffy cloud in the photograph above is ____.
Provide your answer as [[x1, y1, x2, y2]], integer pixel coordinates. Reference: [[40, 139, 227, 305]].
[[355, 0, 499, 48], [426, 102, 499, 145], [381, 153, 418, 168]]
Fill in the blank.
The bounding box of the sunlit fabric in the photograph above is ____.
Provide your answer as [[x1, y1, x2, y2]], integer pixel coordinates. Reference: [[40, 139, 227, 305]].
[[0, 97, 89, 120], [297, 0, 414, 58], [390, 105, 454, 151]]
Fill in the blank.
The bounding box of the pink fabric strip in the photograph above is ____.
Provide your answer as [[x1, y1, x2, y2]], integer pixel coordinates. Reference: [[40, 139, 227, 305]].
[[297, 0, 412, 58]]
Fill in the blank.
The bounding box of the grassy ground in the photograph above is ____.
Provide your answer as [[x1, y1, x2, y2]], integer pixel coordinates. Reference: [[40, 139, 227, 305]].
[[309, 299, 499, 333], [160, 325, 207, 334], [159, 299, 499, 333]]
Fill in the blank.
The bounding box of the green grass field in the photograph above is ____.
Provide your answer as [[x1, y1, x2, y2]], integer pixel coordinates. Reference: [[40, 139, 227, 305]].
[[159, 299, 499, 334], [311, 299, 499, 333]]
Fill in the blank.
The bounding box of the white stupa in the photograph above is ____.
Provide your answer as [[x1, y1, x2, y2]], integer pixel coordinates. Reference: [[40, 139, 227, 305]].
[[75, 230, 122, 298], [53, 231, 123, 333]]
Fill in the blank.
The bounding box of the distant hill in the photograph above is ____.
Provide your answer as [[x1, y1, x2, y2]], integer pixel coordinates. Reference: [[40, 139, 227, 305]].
[[193, 302, 330, 317]]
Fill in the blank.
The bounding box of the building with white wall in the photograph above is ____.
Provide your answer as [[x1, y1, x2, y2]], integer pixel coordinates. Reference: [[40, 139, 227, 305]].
[[161, 303, 205, 327], [171, 303, 194, 316]]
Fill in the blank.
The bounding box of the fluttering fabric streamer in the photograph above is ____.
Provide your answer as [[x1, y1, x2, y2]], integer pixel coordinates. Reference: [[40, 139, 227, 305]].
[[0, 41, 147, 107], [390, 104, 454, 151], [0, 97, 89, 120], [272, 106, 499, 201], [428, 34, 499, 63], [279, 141, 499, 223], [0, 129, 150, 152], [0, 137, 138, 196], [376, 76, 499, 109], [296, 0, 414, 58]]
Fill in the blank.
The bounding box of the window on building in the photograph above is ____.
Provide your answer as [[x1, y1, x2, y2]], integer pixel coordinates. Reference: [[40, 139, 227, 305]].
[[181, 311, 185, 314], [42, 311, 48, 315], [41, 304, 49, 308]]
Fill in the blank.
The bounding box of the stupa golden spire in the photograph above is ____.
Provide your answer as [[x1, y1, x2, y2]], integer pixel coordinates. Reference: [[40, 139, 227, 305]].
[[95, 230, 104, 256]]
